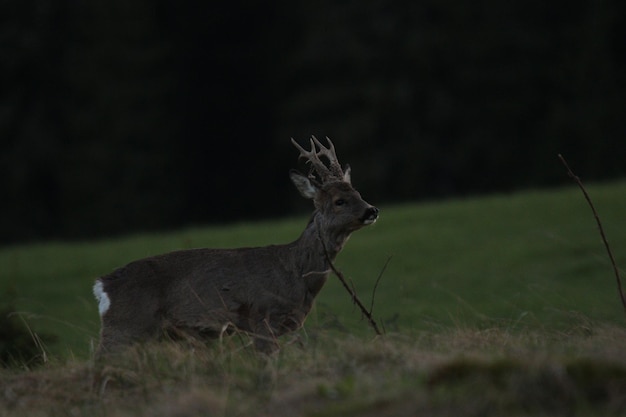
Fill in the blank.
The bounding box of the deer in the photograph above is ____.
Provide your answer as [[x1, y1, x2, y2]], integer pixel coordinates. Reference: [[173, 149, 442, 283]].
[[92, 137, 379, 357]]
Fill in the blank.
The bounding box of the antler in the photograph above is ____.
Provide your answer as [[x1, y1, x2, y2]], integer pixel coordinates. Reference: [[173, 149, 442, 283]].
[[291, 136, 345, 183]]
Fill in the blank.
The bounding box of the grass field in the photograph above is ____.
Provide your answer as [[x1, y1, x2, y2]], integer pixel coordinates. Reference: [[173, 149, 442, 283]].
[[1, 180, 626, 416]]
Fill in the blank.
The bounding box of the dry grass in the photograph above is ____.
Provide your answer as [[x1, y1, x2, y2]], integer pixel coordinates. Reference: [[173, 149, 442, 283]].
[[3, 322, 626, 417]]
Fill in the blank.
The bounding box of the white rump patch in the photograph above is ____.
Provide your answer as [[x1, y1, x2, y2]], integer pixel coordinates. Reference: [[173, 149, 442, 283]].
[[93, 280, 110, 316]]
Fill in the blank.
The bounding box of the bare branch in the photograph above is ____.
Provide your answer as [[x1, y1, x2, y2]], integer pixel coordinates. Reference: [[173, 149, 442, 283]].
[[370, 256, 392, 316], [319, 241, 384, 335], [558, 154, 626, 313]]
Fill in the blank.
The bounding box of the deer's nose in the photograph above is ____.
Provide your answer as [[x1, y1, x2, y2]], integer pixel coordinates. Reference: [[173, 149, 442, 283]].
[[362, 206, 379, 224]]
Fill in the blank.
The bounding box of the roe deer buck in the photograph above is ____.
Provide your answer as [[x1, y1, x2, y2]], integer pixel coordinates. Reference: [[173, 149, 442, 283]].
[[93, 137, 379, 356]]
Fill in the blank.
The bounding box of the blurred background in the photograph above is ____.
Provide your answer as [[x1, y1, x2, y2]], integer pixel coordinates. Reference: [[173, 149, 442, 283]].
[[2, 0, 624, 244]]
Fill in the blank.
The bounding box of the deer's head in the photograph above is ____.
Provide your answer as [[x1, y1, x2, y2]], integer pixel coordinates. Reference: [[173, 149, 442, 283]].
[[290, 137, 379, 233]]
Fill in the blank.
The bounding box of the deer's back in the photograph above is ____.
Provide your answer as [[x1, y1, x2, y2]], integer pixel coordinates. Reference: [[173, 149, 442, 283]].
[[100, 245, 303, 298]]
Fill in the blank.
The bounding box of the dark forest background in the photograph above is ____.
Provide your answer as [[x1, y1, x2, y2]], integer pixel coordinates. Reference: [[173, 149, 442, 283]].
[[1, 0, 625, 244]]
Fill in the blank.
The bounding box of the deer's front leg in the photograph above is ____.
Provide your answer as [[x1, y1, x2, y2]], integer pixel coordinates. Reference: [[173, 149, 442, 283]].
[[252, 316, 280, 354]]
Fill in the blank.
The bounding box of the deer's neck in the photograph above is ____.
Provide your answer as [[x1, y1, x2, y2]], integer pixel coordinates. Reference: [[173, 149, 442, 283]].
[[294, 211, 352, 270]]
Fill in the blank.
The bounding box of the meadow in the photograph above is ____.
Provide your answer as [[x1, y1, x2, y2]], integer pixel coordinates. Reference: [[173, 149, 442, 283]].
[[1, 180, 626, 416]]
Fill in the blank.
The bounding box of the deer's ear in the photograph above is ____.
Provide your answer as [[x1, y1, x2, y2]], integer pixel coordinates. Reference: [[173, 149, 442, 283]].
[[290, 170, 318, 199], [343, 164, 352, 184]]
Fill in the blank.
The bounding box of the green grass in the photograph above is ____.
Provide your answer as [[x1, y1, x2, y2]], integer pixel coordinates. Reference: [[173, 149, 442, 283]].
[[1, 180, 626, 416], [2, 181, 626, 357]]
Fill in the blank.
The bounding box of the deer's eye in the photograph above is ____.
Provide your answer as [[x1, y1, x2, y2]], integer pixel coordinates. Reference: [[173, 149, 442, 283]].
[[334, 199, 345, 206]]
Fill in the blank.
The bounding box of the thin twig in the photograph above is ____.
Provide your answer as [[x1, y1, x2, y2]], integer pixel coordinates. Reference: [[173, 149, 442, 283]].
[[349, 278, 358, 314], [558, 154, 626, 313], [327, 258, 384, 335], [320, 247, 384, 335], [369, 256, 392, 316]]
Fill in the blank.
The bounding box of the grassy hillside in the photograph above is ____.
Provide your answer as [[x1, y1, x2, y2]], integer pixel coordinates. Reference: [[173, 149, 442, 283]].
[[2, 181, 626, 359], [1, 181, 626, 416]]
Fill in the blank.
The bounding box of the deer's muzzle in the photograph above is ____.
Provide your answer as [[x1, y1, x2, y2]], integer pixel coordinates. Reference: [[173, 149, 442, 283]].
[[361, 206, 379, 225]]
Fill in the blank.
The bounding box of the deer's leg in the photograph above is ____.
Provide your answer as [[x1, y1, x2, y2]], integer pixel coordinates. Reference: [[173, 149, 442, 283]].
[[95, 308, 161, 358], [252, 317, 280, 354], [95, 326, 134, 358]]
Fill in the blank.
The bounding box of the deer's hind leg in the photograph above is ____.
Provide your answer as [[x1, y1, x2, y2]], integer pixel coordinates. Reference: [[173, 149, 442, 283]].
[[94, 304, 162, 358]]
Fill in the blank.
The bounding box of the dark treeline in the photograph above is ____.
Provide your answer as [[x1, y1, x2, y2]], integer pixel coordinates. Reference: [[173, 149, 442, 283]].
[[1, 0, 624, 244]]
